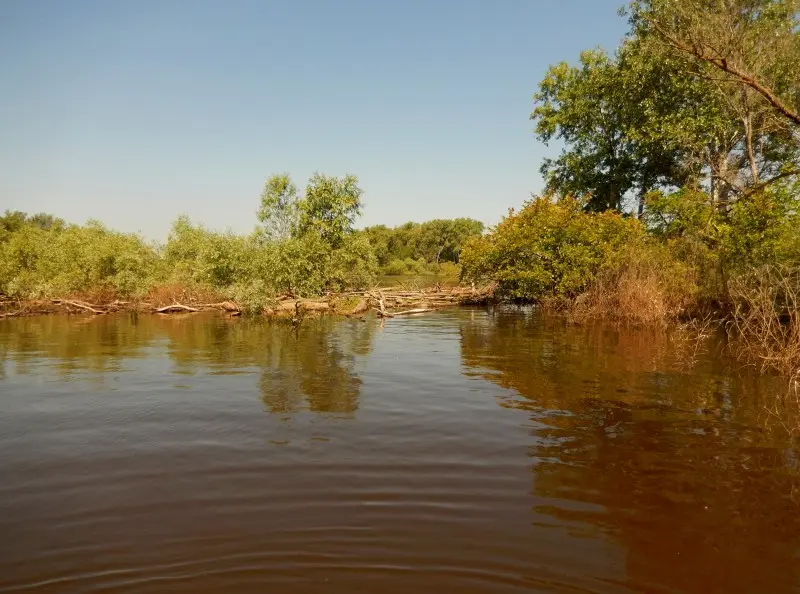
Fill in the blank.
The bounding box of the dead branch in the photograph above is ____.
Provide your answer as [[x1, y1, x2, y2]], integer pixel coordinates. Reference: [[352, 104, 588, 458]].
[[194, 301, 241, 312], [646, 17, 800, 126], [56, 300, 105, 314], [156, 303, 200, 313]]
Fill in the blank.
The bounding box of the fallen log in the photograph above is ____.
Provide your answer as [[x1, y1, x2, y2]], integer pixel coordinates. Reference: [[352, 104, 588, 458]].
[[298, 301, 330, 312], [195, 301, 240, 312], [391, 308, 434, 316], [156, 303, 200, 313], [56, 300, 106, 314]]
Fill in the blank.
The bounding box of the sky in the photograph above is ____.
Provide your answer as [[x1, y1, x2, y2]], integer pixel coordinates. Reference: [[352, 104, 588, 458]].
[[0, 0, 628, 239]]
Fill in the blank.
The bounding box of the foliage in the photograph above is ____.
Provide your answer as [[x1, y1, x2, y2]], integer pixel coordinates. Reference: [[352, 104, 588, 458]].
[[297, 173, 363, 248], [362, 218, 484, 270], [257, 174, 299, 241], [531, 48, 709, 212], [163, 215, 261, 288], [460, 197, 642, 301], [534, 0, 800, 215], [0, 170, 378, 308], [627, 0, 800, 129], [0, 210, 65, 243], [0, 220, 158, 298]]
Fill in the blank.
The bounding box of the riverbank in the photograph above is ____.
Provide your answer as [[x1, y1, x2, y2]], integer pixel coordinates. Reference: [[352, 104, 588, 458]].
[[0, 284, 496, 320]]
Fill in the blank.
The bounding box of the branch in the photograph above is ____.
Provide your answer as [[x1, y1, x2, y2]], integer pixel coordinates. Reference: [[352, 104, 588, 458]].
[[647, 18, 800, 126], [54, 299, 105, 314], [740, 168, 800, 198], [156, 303, 200, 313]]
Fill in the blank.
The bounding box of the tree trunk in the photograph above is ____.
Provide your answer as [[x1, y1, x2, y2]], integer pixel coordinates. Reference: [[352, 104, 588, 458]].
[[744, 114, 759, 184]]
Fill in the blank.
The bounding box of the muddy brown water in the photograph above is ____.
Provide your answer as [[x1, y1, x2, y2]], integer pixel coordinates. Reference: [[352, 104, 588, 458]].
[[0, 308, 798, 593]]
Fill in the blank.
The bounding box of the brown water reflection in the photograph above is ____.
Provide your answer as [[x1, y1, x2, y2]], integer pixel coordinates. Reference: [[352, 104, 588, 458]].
[[0, 309, 798, 593], [461, 308, 800, 593], [0, 313, 374, 415]]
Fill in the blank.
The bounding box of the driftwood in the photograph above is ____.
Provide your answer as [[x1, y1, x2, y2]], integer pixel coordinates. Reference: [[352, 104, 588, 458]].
[[52, 299, 106, 314], [10, 283, 496, 319], [391, 308, 435, 316], [156, 303, 200, 314], [195, 301, 240, 312], [298, 301, 330, 312]]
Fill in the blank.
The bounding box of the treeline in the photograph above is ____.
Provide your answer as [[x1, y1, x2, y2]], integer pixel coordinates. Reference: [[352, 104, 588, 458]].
[[363, 219, 483, 276], [0, 173, 482, 311], [461, 0, 800, 380]]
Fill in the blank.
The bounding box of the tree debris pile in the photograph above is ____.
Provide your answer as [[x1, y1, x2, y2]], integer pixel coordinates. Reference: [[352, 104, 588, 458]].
[[0, 285, 496, 319]]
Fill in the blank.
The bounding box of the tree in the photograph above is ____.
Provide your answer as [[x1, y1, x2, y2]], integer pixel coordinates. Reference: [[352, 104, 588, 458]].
[[257, 174, 299, 241], [626, 0, 800, 196], [531, 43, 729, 213], [258, 173, 364, 249], [628, 0, 800, 127], [417, 218, 485, 263], [0, 211, 65, 242], [297, 173, 364, 248], [533, 1, 800, 214]]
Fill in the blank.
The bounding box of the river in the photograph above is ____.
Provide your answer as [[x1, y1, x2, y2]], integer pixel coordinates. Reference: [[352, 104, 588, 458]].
[[0, 308, 798, 593]]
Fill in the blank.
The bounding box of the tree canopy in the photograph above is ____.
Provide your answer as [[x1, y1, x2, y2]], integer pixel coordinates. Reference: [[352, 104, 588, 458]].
[[532, 0, 800, 213]]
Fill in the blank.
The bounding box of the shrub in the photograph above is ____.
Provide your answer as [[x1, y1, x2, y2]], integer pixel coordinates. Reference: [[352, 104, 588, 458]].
[[383, 259, 408, 276], [0, 221, 158, 299], [460, 196, 642, 302], [729, 265, 800, 382], [570, 240, 700, 324]]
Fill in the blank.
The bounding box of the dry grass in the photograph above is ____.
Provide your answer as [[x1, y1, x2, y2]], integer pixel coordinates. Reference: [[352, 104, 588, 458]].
[[568, 259, 689, 326], [143, 283, 227, 307], [728, 266, 800, 385], [671, 314, 719, 370]]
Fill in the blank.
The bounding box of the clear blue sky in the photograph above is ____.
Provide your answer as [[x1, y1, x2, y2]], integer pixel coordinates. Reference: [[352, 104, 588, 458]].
[[1, 0, 627, 239]]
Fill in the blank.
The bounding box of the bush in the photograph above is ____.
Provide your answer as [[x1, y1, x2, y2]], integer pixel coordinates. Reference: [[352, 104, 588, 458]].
[[729, 265, 800, 382], [0, 221, 158, 299], [383, 259, 408, 276], [570, 240, 700, 324], [0, 212, 378, 308], [460, 196, 642, 302]]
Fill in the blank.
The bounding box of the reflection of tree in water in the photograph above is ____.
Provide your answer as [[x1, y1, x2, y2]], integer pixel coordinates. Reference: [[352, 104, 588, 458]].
[[0, 314, 376, 416], [0, 314, 156, 378], [460, 308, 800, 594], [160, 315, 376, 415]]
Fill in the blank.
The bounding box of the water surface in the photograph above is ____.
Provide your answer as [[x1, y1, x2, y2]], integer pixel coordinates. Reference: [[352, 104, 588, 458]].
[[1, 309, 798, 593]]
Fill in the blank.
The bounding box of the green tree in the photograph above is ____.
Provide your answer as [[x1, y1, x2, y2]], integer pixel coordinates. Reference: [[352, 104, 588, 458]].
[[257, 174, 299, 241], [626, 0, 800, 197], [532, 45, 726, 213], [628, 0, 800, 128], [0, 210, 65, 242], [460, 197, 642, 301], [417, 218, 484, 263], [297, 173, 364, 248]]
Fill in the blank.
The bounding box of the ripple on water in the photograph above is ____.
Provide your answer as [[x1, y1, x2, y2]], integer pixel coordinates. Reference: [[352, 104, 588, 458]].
[[0, 310, 798, 594]]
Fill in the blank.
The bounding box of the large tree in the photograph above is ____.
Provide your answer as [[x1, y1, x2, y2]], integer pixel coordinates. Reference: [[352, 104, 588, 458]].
[[628, 0, 800, 128], [627, 0, 800, 197], [298, 173, 363, 248], [531, 46, 716, 213], [532, 0, 800, 214]]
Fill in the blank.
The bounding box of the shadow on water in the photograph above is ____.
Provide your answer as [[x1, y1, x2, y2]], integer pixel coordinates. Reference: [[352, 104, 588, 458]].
[[460, 306, 800, 594]]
